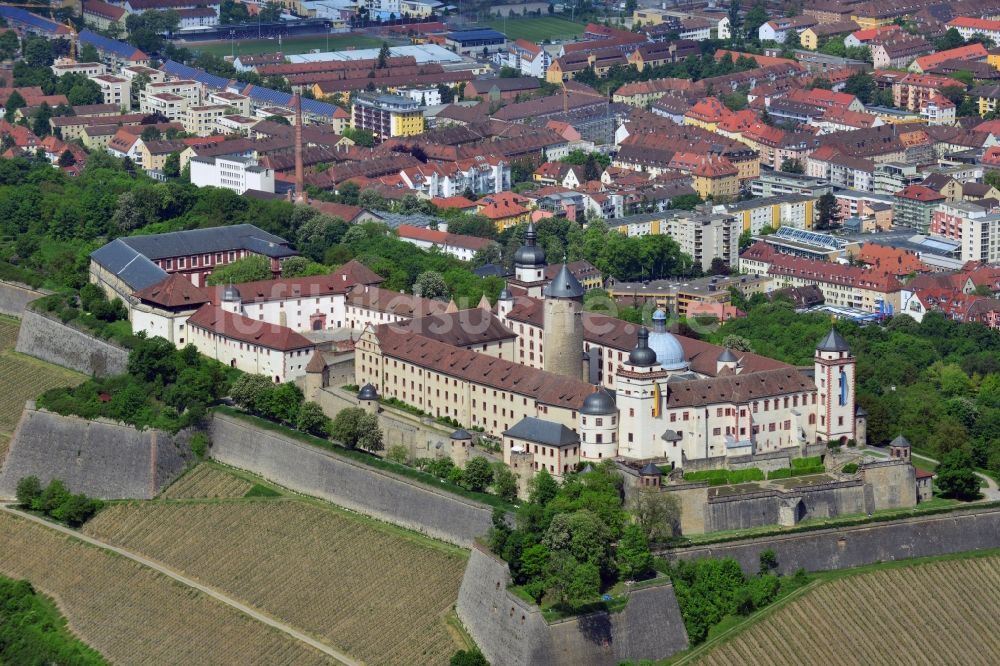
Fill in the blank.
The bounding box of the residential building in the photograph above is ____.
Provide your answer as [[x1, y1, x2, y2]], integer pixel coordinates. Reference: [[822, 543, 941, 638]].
[[723, 194, 817, 233], [605, 273, 769, 317], [870, 37, 932, 69], [894, 184, 946, 232], [613, 208, 742, 271], [52, 61, 106, 78], [395, 224, 492, 262], [893, 73, 963, 112], [931, 201, 1000, 263], [351, 93, 424, 142], [948, 17, 1000, 44], [184, 105, 229, 136], [82, 0, 128, 33], [91, 75, 129, 110], [444, 28, 508, 56], [189, 155, 275, 195]]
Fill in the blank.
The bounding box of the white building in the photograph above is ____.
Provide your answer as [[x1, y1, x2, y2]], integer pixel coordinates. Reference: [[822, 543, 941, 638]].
[[190, 155, 275, 195], [52, 61, 105, 77], [91, 74, 129, 110], [395, 224, 493, 262], [140, 92, 190, 120], [140, 79, 202, 114], [399, 156, 510, 198]]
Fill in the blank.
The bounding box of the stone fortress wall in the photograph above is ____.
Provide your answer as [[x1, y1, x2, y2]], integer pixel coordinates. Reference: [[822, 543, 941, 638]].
[[15, 309, 129, 377], [457, 545, 690, 666], [0, 405, 192, 500], [0, 280, 46, 317], [661, 505, 1000, 575], [208, 411, 493, 546]]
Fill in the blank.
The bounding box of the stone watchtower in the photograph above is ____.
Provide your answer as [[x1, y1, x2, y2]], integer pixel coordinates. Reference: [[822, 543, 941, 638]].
[[814, 328, 857, 445], [449, 428, 473, 467], [889, 434, 911, 461], [542, 263, 585, 380], [639, 462, 662, 489], [357, 383, 380, 415], [509, 448, 535, 500], [579, 386, 618, 461]]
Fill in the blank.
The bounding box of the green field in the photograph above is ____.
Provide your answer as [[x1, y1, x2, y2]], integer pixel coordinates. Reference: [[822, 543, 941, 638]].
[[190, 33, 386, 58], [484, 16, 586, 42]]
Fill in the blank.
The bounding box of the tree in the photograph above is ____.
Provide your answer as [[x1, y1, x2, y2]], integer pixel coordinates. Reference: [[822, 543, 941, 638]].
[[3, 89, 25, 121], [727, 0, 744, 46], [31, 102, 52, 137], [57, 149, 76, 167], [23, 36, 53, 67], [492, 463, 518, 501], [450, 648, 489, 666], [230, 374, 276, 415], [528, 467, 559, 505], [413, 270, 448, 298], [617, 524, 654, 580], [935, 449, 981, 500], [843, 71, 876, 105], [15, 476, 42, 508], [744, 2, 769, 42], [631, 489, 680, 542], [722, 334, 754, 352], [759, 548, 778, 574], [670, 193, 702, 210], [205, 255, 272, 285], [163, 151, 181, 178], [332, 407, 383, 451], [293, 401, 329, 437], [780, 158, 804, 174], [0, 30, 19, 61], [377, 41, 391, 69], [462, 456, 493, 492], [141, 125, 162, 141], [936, 28, 965, 51], [815, 191, 841, 230]]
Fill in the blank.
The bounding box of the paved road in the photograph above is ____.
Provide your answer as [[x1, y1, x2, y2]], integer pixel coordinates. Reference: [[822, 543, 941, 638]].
[[0, 505, 359, 666]]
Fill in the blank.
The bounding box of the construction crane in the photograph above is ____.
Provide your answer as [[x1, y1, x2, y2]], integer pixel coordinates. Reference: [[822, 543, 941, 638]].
[[1, 2, 80, 61]]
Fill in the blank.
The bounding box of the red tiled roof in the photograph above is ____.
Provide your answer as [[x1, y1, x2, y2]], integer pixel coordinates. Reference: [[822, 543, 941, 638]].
[[913, 43, 987, 71], [188, 304, 313, 351], [947, 17, 1000, 32], [430, 195, 478, 210], [744, 243, 903, 293], [895, 184, 946, 202], [208, 260, 383, 305], [134, 273, 210, 309], [396, 224, 492, 251]]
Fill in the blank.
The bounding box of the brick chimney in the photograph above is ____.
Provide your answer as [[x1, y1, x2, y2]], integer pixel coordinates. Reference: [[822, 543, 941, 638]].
[[292, 92, 304, 201]]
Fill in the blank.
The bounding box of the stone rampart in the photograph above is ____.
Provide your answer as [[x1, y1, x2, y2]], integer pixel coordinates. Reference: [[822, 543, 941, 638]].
[[0, 405, 191, 500], [207, 411, 493, 546], [15, 310, 128, 377], [0, 280, 46, 317], [456, 545, 689, 666], [662, 506, 1000, 575]]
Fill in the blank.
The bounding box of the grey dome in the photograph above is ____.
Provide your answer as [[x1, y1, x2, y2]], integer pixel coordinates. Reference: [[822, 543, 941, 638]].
[[513, 222, 546, 268], [629, 327, 658, 367], [357, 383, 379, 401], [718, 349, 738, 363], [544, 263, 585, 299], [222, 285, 241, 302], [450, 428, 472, 440], [890, 434, 911, 448], [648, 309, 687, 371], [817, 328, 849, 352], [581, 387, 616, 415], [498, 283, 513, 300]]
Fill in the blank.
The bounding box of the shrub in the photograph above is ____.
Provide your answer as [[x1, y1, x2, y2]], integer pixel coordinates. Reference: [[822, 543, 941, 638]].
[[244, 484, 281, 498], [767, 468, 792, 480], [462, 456, 493, 492], [842, 463, 859, 474], [190, 432, 209, 459], [386, 445, 409, 465], [15, 476, 42, 508], [450, 648, 489, 666], [791, 456, 822, 469]]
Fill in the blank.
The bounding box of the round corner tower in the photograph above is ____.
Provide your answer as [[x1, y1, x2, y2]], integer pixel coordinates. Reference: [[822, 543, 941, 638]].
[[542, 263, 585, 379]]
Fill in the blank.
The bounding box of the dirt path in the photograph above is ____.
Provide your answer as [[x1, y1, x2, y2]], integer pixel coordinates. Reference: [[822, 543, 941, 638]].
[[0, 504, 361, 666]]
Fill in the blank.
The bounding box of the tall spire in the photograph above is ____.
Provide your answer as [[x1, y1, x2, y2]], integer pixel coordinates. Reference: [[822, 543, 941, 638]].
[[292, 92, 304, 202]]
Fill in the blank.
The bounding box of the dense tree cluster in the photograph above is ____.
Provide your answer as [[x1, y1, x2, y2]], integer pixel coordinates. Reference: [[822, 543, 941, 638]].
[[231, 374, 332, 438], [488, 464, 654, 609], [0, 577, 108, 665], [15, 477, 104, 527], [39, 335, 233, 432], [712, 302, 1000, 477]]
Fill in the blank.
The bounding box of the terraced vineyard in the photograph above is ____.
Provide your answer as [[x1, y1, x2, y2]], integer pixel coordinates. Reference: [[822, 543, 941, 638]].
[[0, 511, 334, 666], [85, 498, 469, 665], [697, 555, 1000, 666], [162, 464, 253, 499], [0, 316, 84, 462]]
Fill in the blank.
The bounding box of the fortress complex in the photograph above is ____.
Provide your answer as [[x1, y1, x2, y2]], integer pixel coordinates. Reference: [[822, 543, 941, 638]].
[[98, 224, 865, 474], [354, 223, 865, 477]]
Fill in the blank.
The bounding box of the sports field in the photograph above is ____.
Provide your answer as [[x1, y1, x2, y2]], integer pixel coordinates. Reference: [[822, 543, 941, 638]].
[[693, 553, 1000, 665], [191, 33, 385, 58], [84, 481, 470, 665], [0, 316, 84, 463], [484, 16, 586, 42]]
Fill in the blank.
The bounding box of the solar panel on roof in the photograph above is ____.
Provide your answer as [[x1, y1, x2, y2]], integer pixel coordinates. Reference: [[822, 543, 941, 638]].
[[161, 60, 231, 90], [79, 30, 143, 59]]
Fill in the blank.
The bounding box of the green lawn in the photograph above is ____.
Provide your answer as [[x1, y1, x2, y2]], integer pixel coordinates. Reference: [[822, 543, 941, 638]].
[[484, 16, 586, 42], [191, 33, 385, 58]]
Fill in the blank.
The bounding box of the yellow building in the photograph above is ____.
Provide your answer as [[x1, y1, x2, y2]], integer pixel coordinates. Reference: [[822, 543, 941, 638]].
[[851, 15, 895, 30], [723, 195, 817, 233], [691, 156, 740, 200], [632, 8, 671, 26], [974, 84, 1000, 117], [400, 0, 434, 18], [478, 192, 531, 232], [351, 93, 425, 141]]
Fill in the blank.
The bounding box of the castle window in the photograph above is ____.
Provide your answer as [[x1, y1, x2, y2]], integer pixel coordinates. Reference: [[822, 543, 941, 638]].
[[713, 427, 721, 436]]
